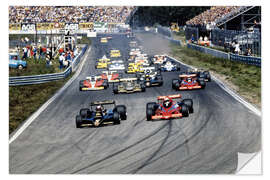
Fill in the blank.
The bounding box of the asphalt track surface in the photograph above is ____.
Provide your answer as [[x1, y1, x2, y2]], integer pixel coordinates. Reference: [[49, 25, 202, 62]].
[[9, 33, 261, 174]]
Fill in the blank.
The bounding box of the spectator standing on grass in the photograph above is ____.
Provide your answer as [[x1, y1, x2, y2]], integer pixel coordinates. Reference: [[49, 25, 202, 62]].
[[33, 46, 37, 60], [46, 54, 51, 67], [16, 45, 20, 54], [234, 42, 240, 55], [191, 34, 195, 43], [59, 53, 65, 69], [22, 46, 27, 60]]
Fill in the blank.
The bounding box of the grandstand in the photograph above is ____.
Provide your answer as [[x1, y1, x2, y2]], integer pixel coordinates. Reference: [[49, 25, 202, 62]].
[[9, 6, 135, 23], [185, 6, 261, 56]]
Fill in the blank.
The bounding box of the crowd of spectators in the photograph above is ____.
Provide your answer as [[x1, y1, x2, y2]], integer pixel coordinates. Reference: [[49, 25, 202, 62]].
[[9, 6, 135, 24], [186, 6, 241, 26]]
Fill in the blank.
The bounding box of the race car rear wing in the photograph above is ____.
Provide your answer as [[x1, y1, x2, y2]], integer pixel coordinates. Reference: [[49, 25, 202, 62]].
[[119, 78, 137, 82], [90, 100, 116, 106], [102, 70, 117, 74], [157, 94, 182, 100], [179, 74, 197, 78]]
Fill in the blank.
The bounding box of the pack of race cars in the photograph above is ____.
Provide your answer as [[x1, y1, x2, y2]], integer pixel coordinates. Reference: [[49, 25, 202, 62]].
[[76, 35, 212, 128]]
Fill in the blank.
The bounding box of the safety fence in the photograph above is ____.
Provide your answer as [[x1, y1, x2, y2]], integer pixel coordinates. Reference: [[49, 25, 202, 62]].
[[9, 44, 88, 86], [187, 43, 261, 67]]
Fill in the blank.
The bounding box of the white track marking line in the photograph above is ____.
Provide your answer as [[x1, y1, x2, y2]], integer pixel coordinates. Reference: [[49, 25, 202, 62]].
[[166, 54, 261, 174], [9, 47, 91, 144]]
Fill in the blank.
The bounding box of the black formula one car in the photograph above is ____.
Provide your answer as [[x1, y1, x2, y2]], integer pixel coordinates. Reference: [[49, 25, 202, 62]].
[[75, 100, 127, 128], [187, 68, 211, 82], [136, 67, 163, 87], [113, 78, 146, 94]]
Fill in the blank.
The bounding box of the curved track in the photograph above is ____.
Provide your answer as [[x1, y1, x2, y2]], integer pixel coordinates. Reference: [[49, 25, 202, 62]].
[[9, 33, 261, 174]]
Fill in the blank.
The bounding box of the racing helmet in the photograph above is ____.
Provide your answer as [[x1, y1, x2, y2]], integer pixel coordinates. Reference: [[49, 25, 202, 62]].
[[90, 76, 95, 82], [163, 97, 172, 108], [96, 105, 103, 112]]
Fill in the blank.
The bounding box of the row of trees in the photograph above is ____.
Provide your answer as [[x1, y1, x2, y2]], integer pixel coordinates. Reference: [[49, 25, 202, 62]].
[[130, 6, 210, 27]]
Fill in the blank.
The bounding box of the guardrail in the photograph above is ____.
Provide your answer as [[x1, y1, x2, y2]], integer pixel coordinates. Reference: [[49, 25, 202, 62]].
[[9, 44, 88, 86], [187, 43, 261, 67]]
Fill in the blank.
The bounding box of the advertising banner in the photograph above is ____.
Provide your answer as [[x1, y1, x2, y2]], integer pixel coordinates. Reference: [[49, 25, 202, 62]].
[[21, 23, 36, 31], [79, 22, 94, 30], [9, 23, 21, 31]]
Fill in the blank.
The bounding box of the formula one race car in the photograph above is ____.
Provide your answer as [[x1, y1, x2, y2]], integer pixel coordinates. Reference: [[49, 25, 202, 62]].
[[100, 71, 123, 83], [100, 37, 108, 43], [146, 94, 193, 121], [187, 68, 211, 82], [159, 61, 180, 72], [129, 41, 138, 48], [113, 78, 146, 94], [151, 55, 167, 65], [129, 48, 141, 56], [95, 60, 111, 69], [97, 55, 110, 62], [134, 54, 150, 66], [110, 50, 121, 58], [172, 74, 205, 90], [126, 63, 144, 74], [137, 67, 163, 87], [75, 100, 127, 128], [79, 76, 109, 91], [107, 60, 126, 71]]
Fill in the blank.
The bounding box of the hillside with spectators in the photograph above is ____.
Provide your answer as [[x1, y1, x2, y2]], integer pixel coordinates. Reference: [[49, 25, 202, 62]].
[[9, 6, 135, 23]]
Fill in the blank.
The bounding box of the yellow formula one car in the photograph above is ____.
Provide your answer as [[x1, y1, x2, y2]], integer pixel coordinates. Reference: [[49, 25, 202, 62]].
[[126, 63, 144, 74], [97, 55, 110, 62], [100, 37, 108, 43], [110, 50, 121, 58], [95, 59, 112, 69]]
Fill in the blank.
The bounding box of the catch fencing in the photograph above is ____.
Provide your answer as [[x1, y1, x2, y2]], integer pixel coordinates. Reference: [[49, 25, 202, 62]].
[[187, 43, 261, 67], [9, 44, 88, 86]]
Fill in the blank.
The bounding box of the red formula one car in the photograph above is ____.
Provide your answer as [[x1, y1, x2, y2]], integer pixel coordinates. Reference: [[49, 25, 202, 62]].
[[146, 94, 193, 121], [79, 75, 109, 91], [100, 71, 123, 83], [172, 74, 205, 90]]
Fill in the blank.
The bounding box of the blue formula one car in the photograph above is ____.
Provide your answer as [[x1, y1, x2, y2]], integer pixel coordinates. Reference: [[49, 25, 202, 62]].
[[9, 53, 27, 69], [159, 61, 180, 72], [75, 100, 127, 128], [136, 66, 163, 87]]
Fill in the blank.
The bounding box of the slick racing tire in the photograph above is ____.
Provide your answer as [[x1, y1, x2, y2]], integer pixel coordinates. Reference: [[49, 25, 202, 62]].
[[146, 102, 157, 112], [114, 105, 127, 120], [204, 71, 211, 82], [103, 80, 109, 89], [172, 79, 180, 90], [176, 64, 180, 71], [80, 108, 91, 118], [180, 104, 189, 117], [113, 111, 120, 124], [199, 79, 206, 89], [79, 80, 84, 91], [113, 84, 119, 94], [146, 108, 153, 121], [182, 99, 194, 113], [76, 115, 82, 128], [141, 84, 146, 92]]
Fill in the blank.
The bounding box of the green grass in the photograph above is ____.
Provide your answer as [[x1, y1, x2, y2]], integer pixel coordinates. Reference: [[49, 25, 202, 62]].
[[9, 57, 63, 76], [9, 74, 73, 134], [170, 44, 261, 107]]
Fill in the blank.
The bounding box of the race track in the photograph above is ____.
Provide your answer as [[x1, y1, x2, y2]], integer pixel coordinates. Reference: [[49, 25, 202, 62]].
[[9, 33, 261, 174]]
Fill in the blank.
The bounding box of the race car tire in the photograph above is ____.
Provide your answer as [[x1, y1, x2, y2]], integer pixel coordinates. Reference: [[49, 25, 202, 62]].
[[146, 102, 157, 112], [113, 84, 119, 94], [136, 72, 141, 79], [204, 71, 211, 82], [180, 104, 189, 117], [146, 108, 153, 121], [176, 64, 180, 71], [113, 111, 120, 124], [141, 84, 146, 92], [80, 108, 91, 119], [95, 64, 98, 69], [103, 80, 109, 89], [182, 99, 194, 113], [79, 80, 84, 91], [172, 79, 180, 90], [76, 115, 82, 128], [114, 105, 127, 120], [199, 79, 206, 89]]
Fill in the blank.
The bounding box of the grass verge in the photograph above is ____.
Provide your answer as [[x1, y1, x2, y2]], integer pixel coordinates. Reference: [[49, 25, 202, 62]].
[[9, 73, 74, 134], [170, 44, 261, 108]]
